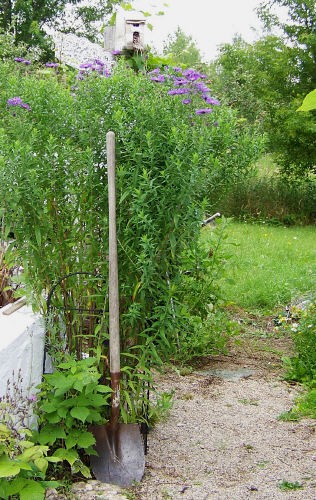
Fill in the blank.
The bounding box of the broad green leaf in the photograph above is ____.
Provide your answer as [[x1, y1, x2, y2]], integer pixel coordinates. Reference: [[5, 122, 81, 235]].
[[121, 3, 133, 11], [297, 89, 316, 112], [46, 457, 63, 464], [19, 445, 49, 462], [34, 457, 48, 473], [0, 455, 21, 477], [96, 384, 112, 393], [53, 448, 78, 466], [20, 480, 45, 500], [5, 477, 27, 496], [20, 440, 35, 449], [70, 406, 90, 423], [38, 425, 66, 445], [0, 424, 10, 436], [65, 430, 95, 449]]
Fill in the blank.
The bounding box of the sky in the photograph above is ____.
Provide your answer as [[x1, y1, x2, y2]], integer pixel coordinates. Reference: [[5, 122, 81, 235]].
[[131, 0, 265, 61]]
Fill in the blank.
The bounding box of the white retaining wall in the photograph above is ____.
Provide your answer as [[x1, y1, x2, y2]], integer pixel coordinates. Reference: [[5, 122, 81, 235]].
[[0, 302, 45, 398]]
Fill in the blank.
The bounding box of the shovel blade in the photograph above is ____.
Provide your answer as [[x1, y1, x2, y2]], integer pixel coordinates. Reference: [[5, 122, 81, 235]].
[[90, 423, 145, 487]]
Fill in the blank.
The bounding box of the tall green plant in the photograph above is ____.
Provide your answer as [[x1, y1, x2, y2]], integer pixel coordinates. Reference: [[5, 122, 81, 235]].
[[0, 60, 260, 370]]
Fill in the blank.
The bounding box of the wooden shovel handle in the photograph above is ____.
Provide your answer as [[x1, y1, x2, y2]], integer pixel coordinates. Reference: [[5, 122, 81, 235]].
[[107, 131, 121, 408]]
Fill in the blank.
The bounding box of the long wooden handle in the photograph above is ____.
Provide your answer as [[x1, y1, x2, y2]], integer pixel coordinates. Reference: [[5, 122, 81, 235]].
[[107, 131, 120, 379]]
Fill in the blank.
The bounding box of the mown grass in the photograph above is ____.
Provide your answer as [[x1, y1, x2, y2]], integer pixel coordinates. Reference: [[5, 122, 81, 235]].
[[219, 221, 316, 312]]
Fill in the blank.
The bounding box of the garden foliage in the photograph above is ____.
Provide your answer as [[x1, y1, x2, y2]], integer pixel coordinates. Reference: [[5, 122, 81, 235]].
[[0, 59, 261, 367]]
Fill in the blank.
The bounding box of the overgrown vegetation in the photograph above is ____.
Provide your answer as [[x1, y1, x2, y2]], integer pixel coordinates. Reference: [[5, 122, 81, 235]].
[[217, 156, 316, 225]]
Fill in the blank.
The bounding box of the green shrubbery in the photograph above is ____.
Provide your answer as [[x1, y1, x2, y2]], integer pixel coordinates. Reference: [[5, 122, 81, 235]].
[[279, 301, 316, 418], [0, 59, 261, 363], [218, 174, 316, 225]]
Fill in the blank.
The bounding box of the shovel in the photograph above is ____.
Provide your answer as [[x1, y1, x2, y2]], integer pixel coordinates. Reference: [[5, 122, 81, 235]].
[[89, 131, 145, 487]]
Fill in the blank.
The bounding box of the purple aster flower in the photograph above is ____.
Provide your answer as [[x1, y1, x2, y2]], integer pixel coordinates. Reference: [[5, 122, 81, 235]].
[[172, 67, 182, 72], [80, 62, 93, 69], [28, 394, 37, 402], [102, 68, 111, 78], [7, 96, 31, 110], [149, 68, 161, 74], [14, 57, 25, 62], [203, 95, 221, 105], [183, 68, 205, 81], [194, 82, 211, 93], [150, 75, 165, 83], [23, 60, 31, 65], [195, 108, 212, 115], [173, 77, 189, 86], [7, 97, 23, 106], [45, 62, 59, 68], [182, 98, 192, 105], [94, 59, 105, 66], [112, 50, 122, 56], [168, 88, 191, 95]]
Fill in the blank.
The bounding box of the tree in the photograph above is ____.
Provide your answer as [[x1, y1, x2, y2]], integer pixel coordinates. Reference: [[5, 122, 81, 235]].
[[258, 0, 316, 85], [213, 1, 316, 176], [163, 26, 202, 67], [0, 0, 122, 60]]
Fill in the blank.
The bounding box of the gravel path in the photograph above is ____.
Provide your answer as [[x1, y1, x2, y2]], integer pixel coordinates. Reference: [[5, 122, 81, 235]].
[[135, 369, 315, 499], [132, 333, 316, 500]]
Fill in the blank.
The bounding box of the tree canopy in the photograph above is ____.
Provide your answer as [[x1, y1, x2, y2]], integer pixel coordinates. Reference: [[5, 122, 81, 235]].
[[163, 27, 202, 67], [213, 0, 316, 177], [0, 0, 122, 60]]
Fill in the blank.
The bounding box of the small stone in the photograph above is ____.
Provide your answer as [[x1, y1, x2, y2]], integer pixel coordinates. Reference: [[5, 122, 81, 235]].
[[248, 485, 259, 491]]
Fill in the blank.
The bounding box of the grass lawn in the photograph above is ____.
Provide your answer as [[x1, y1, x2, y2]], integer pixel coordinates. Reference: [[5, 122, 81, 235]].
[[218, 221, 316, 313]]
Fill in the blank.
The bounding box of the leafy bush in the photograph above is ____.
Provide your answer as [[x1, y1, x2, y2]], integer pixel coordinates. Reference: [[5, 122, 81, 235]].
[[279, 301, 316, 419], [219, 174, 316, 225], [34, 357, 112, 480], [0, 60, 261, 365], [282, 301, 316, 383], [0, 371, 60, 499]]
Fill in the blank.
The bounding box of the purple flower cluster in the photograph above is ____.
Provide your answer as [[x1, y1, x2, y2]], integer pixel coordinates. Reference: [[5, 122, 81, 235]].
[[45, 62, 59, 68], [168, 88, 190, 95], [148, 66, 220, 120], [7, 96, 31, 111], [14, 57, 31, 65], [78, 59, 111, 79]]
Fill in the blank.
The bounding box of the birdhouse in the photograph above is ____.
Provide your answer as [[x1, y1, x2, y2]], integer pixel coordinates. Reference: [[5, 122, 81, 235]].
[[104, 10, 146, 53]]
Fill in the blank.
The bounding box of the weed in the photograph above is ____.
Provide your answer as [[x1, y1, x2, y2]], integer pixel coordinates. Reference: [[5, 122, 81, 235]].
[[277, 410, 300, 422], [256, 461, 269, 469], [179, 393, 194, 401], [278, 480, 303, 491], [238, 399, 259, 406], [243, 443, 255, 451]]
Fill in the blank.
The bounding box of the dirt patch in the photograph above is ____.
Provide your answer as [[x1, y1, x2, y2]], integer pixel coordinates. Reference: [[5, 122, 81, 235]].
[[131, 330, 316, 500]]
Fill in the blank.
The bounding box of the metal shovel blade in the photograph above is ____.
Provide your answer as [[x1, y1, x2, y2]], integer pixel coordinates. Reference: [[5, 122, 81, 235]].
[[89, 422, 145, 487]]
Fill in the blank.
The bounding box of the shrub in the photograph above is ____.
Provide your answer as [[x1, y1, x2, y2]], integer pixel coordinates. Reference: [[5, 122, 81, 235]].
[[0, 60, 261, 363], [219, 174, 316, 225]]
